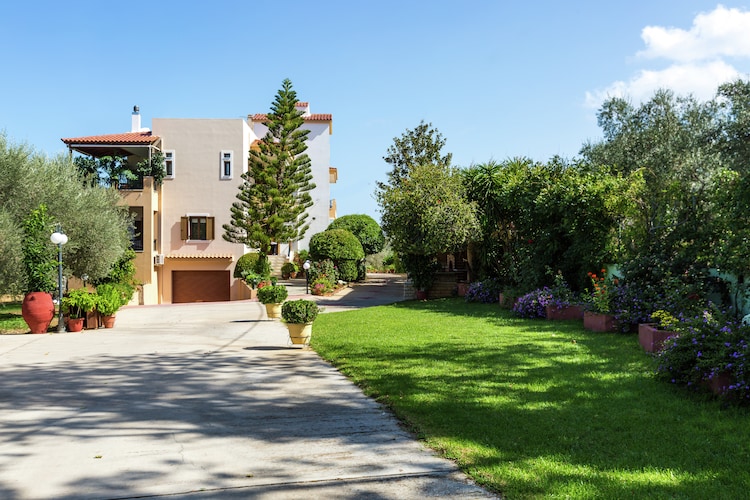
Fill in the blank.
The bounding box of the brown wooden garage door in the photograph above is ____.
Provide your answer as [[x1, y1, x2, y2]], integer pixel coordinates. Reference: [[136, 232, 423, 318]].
[[172, 271, 230, 303]]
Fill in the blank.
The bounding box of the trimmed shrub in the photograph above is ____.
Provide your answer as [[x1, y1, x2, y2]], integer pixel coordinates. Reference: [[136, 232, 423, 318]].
[[327, 214, 385, 255], [257, 284, 288, 304], [310, 229, 364, 282], [281, 299, 320, 323], [234, 252, 260, 279], [309, 229, 365, 262]]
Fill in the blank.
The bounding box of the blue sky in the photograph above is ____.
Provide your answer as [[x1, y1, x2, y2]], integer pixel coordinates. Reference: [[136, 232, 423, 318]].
[[2, 1, 749, 221]]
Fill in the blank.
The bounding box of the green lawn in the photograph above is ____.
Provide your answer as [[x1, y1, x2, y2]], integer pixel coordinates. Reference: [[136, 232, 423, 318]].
[[0, 302, 32, 333], [312, 299, 750, 499]]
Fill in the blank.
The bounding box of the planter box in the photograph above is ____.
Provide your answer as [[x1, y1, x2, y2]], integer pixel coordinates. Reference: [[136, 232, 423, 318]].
[[498, 293, 517, 309], [546, 304, 584, 321], [638, 323, 677, 353], [583, 311, 618, 332], [703, 371, 733, 395]]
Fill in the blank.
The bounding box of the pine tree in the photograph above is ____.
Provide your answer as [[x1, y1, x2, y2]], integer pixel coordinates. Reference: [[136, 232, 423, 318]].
[[223, 79, 316, 255]]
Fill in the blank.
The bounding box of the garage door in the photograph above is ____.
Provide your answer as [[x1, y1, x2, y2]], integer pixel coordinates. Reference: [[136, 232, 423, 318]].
[[172, 271, 230, 303]]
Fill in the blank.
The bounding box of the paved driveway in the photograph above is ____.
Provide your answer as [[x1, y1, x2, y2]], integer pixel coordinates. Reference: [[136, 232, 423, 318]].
[[0, 275, 495, 499]]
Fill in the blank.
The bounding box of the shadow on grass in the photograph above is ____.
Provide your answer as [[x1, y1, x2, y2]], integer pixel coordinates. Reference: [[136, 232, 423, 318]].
[[313, 298, 750, 498]]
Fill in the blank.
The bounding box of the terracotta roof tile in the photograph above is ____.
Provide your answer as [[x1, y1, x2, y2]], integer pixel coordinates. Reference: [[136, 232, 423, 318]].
[[250, 113, 332, 122], [166, 253, 234, 259], [61, 131, 159, 145]]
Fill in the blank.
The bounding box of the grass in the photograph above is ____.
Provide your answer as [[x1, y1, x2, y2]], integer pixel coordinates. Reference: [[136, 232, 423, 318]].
[[0, 302, 31, 333], [312, 298, 750, 499]]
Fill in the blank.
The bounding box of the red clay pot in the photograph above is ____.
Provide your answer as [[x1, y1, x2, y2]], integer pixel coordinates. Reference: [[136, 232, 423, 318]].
[[101, 315, 116, 328], [21, 292, 55, 334], [66, 317, 84, 332]]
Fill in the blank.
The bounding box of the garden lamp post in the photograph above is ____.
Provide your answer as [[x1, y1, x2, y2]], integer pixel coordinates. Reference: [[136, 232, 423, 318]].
[[303, 260, 311, 294], [50, 225, 68, 333]]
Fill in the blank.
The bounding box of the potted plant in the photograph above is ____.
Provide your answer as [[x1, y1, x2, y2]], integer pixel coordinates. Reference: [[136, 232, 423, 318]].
[[545, 271, 583, 321], [281, 299, 320, 345], [583, 269, 619, 332], [20, 205, 58, 334], [61, 288, 96, 332], [281, 262, 298, 279], [638, 310, 679, 353], [257, 284, 288, 319], [95, 283, 127, 328]]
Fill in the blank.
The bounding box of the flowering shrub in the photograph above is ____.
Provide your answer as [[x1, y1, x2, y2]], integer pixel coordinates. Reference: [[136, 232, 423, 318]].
[[656, 304, 750, 402], [547, 271, 578, 308], [512, 287, 552, 319], [584, 269, 617, 313], [611, 275, 707, 332], [308, 259, 337, 294], [464, 278, 503, 303], [311, 278, 333, 296]]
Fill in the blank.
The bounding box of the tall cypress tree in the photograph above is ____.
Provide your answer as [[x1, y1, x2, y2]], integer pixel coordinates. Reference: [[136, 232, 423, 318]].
[[223, 79, 315, 256]]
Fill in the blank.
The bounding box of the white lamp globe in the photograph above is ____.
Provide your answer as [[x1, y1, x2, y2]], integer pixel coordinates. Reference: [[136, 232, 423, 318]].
[[50, 232, 68, 245]]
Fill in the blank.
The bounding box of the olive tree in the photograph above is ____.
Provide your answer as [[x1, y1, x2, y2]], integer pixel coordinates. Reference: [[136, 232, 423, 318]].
[[0, 133, 133, 294]]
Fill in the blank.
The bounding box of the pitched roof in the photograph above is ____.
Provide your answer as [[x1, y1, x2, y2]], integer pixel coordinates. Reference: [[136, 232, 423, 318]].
[[61, 131, 160, 146], [250, 113, 332, 122]]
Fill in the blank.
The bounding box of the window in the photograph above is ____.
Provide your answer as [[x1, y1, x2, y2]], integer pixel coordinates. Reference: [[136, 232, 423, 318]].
[[220, 150, 233, 179], [180, 215, 215, 240], [164, 150, 175, 179], [130, 207, 144, 251]]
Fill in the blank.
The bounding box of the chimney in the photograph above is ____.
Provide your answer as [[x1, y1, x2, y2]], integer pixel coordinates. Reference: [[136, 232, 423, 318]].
[[295, 101, 311, 117], [131, 105, 141, 132]]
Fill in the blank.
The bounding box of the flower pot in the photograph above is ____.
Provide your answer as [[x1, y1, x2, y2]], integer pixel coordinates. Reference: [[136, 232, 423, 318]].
[[583, 311, 618, 332], [287, 322, 313, 345], [456, 282, 469, 297], [21, 292, 55, 334], [546, 304, 584, 321], [101, 315, 116, 328], [265, 303, 282, 319], [289, 272, 298, 279], [66, 317, 85, 332], [498, 293, 517, 309], [638, 323, 677, 353], [703, 371, 733, 395], [415, 290, 428, 300]]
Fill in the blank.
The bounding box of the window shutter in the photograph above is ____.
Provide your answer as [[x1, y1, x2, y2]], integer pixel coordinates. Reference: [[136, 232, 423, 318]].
[[181, 217, 188, 240], [207, 217, 215, 240]]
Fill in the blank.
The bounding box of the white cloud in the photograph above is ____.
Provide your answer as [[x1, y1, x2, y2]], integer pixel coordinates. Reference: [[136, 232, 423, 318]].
[[585, 5, 750, 109], [638, 5, 750, 62], [585, 60, 741, 108]]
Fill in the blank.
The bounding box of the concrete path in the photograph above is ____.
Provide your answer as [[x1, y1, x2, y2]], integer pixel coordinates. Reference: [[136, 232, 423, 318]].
[[0, 275, 496, 499]]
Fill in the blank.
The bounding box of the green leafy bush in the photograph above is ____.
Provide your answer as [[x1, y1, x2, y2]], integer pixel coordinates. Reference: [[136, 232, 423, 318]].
[[21, 204, 57, 294], [310, 229, 365, 261], [62, 288, 96, 319], [656, 304, 750, 401], [95, 283, 129, 316], [234, 253, 261, 279], [257, 284, 288, 304], [309, 229, 364, 282], [281, 299, 320, 323], [327, 214, 385, 255], [281, 262, 298, 277], [308, 259, 337, 289]]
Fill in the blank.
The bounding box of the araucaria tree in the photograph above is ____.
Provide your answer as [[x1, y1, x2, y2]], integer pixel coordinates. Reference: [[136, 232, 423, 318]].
[[223, 79, 315, 256]]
